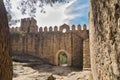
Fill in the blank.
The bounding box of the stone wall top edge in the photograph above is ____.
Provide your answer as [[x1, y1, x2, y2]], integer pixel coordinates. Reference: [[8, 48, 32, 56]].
[[10, 18, 88, 33], [10, 24, 88, 33]]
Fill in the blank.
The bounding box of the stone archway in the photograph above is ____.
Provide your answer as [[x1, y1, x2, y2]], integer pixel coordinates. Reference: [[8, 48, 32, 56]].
[[59, 24, 70, 32], [55, 50, 71, 66]]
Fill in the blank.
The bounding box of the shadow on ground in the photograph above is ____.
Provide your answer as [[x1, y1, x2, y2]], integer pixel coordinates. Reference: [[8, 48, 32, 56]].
[[13, 54, 81, 76]]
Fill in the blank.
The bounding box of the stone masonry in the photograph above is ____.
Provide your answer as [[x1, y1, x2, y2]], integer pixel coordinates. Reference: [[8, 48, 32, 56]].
[[10, 18, 90, 69], [83, 39, 91, 68], [90, 0, 120, 80]]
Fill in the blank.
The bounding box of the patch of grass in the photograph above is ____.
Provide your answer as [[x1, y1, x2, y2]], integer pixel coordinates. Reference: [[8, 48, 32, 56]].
[[60, 54, 67, 64]]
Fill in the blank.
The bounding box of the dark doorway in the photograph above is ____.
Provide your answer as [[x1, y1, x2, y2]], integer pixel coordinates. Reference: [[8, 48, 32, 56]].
[[58, 52, 68, 66]]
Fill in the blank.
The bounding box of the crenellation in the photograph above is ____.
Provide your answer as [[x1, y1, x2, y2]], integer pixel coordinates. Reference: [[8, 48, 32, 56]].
[[39, 27, 43, 33], [54, 26, 58, 32], [60, 24, 70, 32], [26, 18, 30, 23], [31, 17, 37, 26], [20, 18, 27, 32], [77, 24, 81, 31], [83, 24, 87, 30], [20, 17, 38, 33], [18, 18, 89, 34], [72, 25, 76, 31], [49, 27, 53, 32], [44, 27, 48, 32]]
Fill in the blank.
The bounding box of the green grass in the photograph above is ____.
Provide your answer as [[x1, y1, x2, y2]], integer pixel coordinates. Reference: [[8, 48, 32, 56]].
[[60, 53, 67, 64]]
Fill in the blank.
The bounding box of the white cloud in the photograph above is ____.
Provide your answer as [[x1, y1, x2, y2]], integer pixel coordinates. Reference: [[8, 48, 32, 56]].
[[4, 0, 89, 28], [35, 0, 77, 28]]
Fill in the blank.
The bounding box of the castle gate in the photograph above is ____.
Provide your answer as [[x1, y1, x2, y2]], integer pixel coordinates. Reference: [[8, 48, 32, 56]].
[[55, 50, 71, 66]]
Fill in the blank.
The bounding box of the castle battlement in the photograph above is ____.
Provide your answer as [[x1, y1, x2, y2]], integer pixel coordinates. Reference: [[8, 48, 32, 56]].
[[10, 18, 88, 34]]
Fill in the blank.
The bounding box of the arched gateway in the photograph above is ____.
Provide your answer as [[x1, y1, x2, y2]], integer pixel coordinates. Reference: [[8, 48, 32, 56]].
[[55, 50, 71, 66]]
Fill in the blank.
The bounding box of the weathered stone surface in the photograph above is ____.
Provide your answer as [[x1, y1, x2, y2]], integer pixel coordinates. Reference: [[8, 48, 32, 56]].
[[90, 0, 120, 80], [20, 17, 38, 33], [83, 39, 91, 68]]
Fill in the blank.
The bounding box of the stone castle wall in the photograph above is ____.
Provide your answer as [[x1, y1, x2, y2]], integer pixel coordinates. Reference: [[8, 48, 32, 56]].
[[10, 18, 90, 69], [83, 39, 91, 68]]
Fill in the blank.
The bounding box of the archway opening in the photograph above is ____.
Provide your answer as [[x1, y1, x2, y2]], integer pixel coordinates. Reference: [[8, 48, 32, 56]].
[[58, 52, 68, 66], [62, 29, 66, 33]]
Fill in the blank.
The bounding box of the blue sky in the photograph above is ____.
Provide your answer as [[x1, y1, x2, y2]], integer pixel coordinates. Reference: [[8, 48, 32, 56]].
[[4, 0, 90, 28], [68, 0, 90, 27]]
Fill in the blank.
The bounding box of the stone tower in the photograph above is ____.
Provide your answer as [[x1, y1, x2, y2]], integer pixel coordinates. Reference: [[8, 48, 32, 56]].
[[20, 17, 38, 33]]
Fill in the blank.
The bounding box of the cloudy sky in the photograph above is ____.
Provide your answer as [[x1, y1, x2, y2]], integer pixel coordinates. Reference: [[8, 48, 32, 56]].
[[4, 0, 90, 28]]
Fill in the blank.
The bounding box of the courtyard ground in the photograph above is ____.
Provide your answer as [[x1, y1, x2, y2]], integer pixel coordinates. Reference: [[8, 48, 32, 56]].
[[13, 54, 91, 80]]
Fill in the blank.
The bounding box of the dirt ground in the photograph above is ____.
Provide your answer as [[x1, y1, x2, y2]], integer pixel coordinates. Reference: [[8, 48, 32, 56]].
[[13, 54, 91, 80], [13, 62, 91, 80]]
